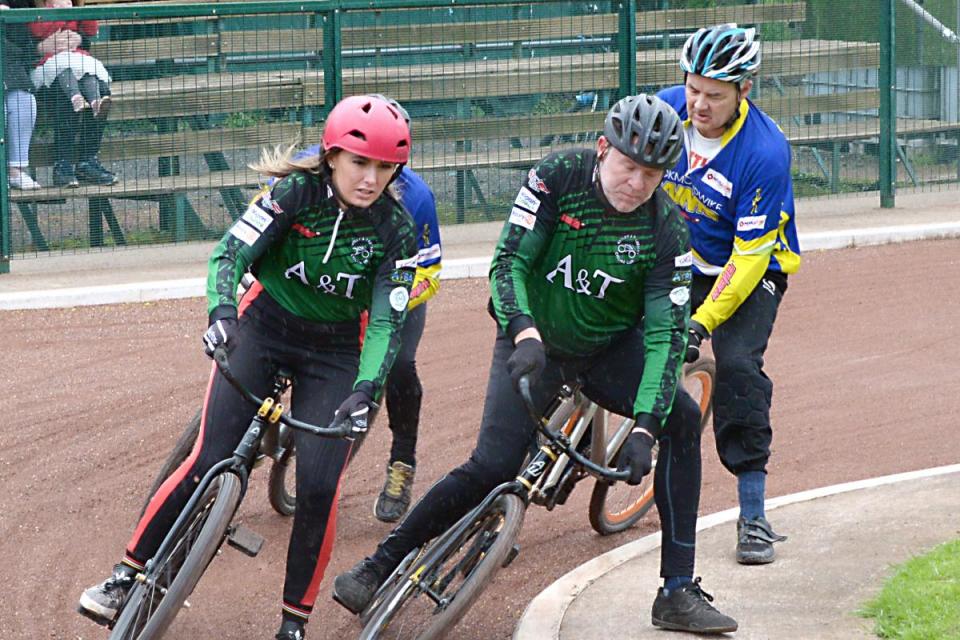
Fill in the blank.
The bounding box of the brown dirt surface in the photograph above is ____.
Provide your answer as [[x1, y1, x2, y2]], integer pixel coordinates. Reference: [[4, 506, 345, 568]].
[[2, 239, 959, 639]]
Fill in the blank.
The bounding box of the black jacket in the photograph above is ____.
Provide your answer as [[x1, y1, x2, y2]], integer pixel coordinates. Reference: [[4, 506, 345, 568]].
[[3, 0, 38, 92]]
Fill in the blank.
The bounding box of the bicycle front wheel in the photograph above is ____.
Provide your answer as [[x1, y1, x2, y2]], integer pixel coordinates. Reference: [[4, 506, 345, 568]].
[[360, 493, 526, 640], [267, 429, 296, 517], [110, 472, 242, 640]]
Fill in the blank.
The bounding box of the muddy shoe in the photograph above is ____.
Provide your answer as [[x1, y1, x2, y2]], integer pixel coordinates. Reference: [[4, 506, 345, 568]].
[[332, 557, 389, 614], [651, 577, 738, 634], [77, 563, 137, 626], [736, 516, 787, 565], [374, 461, 415, 523], [274, 618, 305, 639]]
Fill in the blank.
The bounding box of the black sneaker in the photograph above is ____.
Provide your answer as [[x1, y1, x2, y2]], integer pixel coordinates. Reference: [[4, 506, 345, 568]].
[[77, 563, 137, 626], [275, 619, 305, 640], [332, 557, 389, 614], [76, 158, 119, 186], [374, 461, 415, 523], [736, 516, 787, 565], [651, 577, 738, 634], [53, 161, 79, 188]]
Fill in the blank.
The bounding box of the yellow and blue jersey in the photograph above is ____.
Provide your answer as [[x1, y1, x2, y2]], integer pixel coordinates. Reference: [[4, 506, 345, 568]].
[[657, 85, 801, 333]]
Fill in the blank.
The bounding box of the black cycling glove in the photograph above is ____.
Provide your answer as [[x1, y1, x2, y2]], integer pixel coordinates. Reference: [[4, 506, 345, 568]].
[[203, 317, 238, 358], [507, 338, 546, 392], [333, 386, 376, 434], [685, 320, 709, 364], [617, 430, 655, 485]]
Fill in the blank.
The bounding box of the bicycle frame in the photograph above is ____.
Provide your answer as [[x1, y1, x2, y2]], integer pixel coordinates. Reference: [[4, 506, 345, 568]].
[[396, 379, 628, 603]]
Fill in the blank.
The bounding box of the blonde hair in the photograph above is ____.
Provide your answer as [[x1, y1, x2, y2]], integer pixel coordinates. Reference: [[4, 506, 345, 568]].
[[249, 142, 323, 179], [251, 142, 402, 201]]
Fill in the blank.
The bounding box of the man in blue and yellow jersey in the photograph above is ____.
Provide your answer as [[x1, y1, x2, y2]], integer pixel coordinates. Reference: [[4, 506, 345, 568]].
[[659, 23, 801, 566]]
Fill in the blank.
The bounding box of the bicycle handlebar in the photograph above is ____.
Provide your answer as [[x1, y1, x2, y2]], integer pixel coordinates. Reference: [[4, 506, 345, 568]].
[[213, 346, 359, 439], [517, 376, 631, 483]]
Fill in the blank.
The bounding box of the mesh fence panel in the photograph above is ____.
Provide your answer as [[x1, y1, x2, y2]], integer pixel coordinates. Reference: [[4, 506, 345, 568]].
[[1, 0, 958, 259]]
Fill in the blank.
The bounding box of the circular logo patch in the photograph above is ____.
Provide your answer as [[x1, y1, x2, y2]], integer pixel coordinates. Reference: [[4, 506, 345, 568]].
[[389, 287, 410, 312], [350, 237, 374, 266], [615, 234, 641, 265]]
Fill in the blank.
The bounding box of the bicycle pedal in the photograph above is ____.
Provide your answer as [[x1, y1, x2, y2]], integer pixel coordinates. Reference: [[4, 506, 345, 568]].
[[227, 525, 265, 557], [501, 544, 520, 568]]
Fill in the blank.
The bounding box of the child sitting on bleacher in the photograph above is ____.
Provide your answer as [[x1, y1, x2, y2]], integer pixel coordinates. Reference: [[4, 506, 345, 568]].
[[28, 0, 116, 187]]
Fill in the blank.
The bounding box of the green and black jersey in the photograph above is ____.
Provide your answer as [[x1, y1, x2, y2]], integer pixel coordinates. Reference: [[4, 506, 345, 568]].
[[206, 169, 418, 398], [490, 149, 692, 430]]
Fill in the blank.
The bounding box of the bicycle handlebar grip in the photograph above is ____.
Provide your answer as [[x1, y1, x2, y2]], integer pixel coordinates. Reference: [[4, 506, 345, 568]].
[[213, 345, 230, 372]]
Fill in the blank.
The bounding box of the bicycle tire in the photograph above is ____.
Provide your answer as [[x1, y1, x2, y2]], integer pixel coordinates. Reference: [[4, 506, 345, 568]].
[[140, 410, 201, 518], [110, 472, 242, 640], [267, 430, 296, 517], [359, 493, 526, 640], [587, 357, 716, 536]]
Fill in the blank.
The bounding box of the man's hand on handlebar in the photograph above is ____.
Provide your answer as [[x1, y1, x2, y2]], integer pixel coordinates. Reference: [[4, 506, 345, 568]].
[[616, 429, 655, 485]]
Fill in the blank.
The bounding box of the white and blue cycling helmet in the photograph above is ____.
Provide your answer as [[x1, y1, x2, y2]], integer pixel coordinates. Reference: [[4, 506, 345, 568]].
[[679, 23, 761, 84]]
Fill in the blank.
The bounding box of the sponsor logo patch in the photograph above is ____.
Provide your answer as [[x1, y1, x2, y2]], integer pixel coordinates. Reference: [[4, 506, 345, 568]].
[[527, 168, 550, 193], [669, 286, 690, 306], [560, 214, 583, 229], [391, 269, 415, 285], [292, 223, 317, 238], [389, 286, 410, 312], [509, 207, 537, 230], [350, 237, 374, 266], [241, 204, 273, 232], [395, 255, 418, 269], [703, 169, 733, 198], [711, 263, 737, 301], [615, 234, 641, 265], [514, 187, 541, 213], [260, 192, 284, 215], [672, 270, 692, 285], [737, 215, 767, 232], [762, 278, 777, 296], [229, 221, 260, 246], [674, 251, 693, 267]]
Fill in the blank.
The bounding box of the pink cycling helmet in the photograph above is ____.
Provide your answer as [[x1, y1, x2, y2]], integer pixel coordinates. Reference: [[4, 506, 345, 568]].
[[321, 95, 411, 164]]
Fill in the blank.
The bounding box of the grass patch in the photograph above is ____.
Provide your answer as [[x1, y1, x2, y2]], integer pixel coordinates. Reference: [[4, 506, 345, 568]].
[[860, 538, 960, 639]]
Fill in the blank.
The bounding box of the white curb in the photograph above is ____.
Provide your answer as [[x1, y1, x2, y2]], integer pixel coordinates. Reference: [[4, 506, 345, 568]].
[[513, 463, 960, 640], [4, 222, 960, 310]]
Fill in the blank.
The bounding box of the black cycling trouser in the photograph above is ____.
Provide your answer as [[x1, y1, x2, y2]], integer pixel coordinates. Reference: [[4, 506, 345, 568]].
[[384, 303, 427, 466], [373, 326, 703, 579], [125, 286, 361, 619], [691, 270, 787, 476]]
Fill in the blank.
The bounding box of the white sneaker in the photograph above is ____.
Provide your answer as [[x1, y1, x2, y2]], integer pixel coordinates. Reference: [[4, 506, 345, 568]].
[[9, 170, 42, 190]]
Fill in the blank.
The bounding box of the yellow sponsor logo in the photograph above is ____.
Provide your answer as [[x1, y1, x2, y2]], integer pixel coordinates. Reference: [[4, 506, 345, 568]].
[[662, 182, 720, 222]]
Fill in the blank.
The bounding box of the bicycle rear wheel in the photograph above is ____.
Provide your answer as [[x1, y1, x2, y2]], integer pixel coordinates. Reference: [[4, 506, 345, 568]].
[[359, 493, 525, 640], [110, 472, 242, 640], [588, 357, 716, 536]]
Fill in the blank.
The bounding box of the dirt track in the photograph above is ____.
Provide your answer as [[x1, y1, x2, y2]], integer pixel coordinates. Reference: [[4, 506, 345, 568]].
[[2, 239, 959, 639]]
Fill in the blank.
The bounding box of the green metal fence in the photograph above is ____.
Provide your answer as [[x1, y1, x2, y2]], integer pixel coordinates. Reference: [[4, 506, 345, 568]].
[[1, 0, 959, 269]]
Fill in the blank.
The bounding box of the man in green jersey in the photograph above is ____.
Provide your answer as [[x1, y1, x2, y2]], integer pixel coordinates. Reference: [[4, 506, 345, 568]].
[[334, 94, 737, 633]]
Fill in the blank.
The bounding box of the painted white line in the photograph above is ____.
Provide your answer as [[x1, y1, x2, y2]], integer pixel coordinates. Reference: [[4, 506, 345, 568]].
[[0, 278, 206, 310], [513, 462, 960, 640], [4, 221, 960, 311]]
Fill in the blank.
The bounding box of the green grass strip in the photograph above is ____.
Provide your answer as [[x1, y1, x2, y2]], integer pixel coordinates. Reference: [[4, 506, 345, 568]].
[[860, 538, 960, 639]]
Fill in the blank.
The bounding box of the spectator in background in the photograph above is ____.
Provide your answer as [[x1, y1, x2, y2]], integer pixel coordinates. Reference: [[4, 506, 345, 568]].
[[28, 0, 116, 187], [2, 0, 42, 190]]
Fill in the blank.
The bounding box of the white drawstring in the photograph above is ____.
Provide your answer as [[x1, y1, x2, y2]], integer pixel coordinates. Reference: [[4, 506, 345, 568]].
[[323, 209, 345, 264]]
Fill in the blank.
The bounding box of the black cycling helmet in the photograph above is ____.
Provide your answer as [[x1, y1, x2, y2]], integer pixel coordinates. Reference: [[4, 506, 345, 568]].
[[603, 94, 683, 170]]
